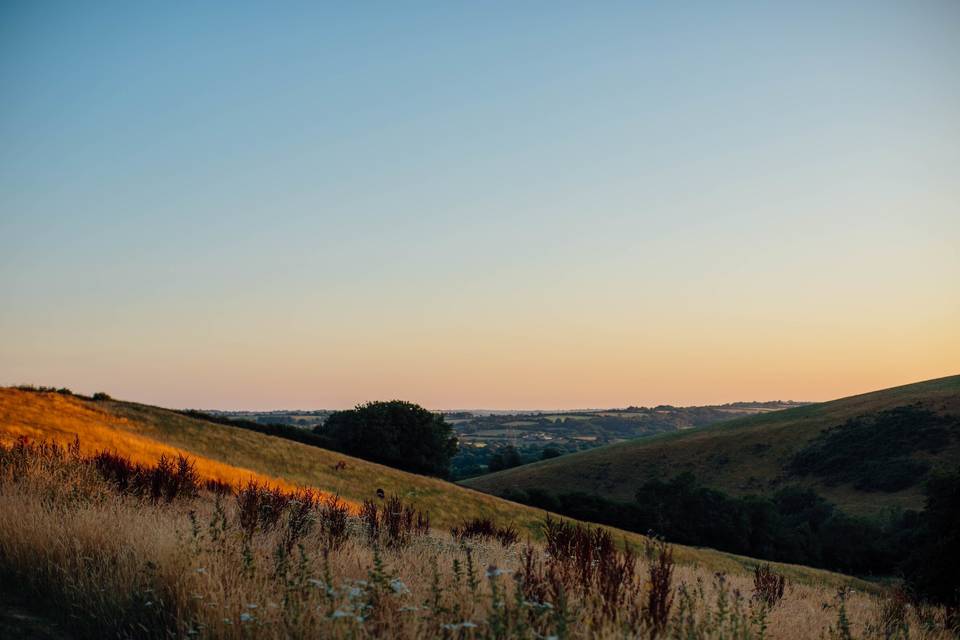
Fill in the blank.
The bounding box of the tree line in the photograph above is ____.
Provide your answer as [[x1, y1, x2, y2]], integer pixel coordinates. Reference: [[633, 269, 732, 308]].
[[501, 470, 959, 607]]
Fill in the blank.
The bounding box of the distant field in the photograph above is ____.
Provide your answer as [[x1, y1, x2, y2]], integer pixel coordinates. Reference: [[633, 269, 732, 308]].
[[0, 387, 874, 587], [463, 375, 960, 517]]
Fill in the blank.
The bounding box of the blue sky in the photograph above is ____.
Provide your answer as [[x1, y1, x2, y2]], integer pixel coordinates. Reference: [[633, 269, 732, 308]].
[[1, 2, 958, 409]]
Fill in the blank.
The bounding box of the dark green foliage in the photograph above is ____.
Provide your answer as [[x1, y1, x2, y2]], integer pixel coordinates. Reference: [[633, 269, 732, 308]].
[[92, 392, 112, 401], [488, 444, 523, 472], [450, 402, 805, 480], [790, 405, 955, 492], [317, 401, 458, 477], [502, 475, 916, 577], [902, 468, 960, 607], [180, 409, 336, 450], [451, 442, 573, 479], [541, 446, 563, 460]]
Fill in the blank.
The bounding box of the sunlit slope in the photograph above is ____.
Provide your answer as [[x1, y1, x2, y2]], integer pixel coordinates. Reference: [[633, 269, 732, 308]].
[[0, 387, 878, 589], [463, 375, 960, 517], [0, 389, 319, 495]]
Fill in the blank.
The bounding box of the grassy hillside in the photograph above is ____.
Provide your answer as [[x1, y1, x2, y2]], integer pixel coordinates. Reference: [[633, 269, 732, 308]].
[[0, 386, 873, 588], [462, 375, 960, 517], [7, 434, 941, 639]]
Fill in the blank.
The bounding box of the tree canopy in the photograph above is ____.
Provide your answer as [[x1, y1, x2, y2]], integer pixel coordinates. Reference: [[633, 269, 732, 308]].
[[316, 400, 458, 477]]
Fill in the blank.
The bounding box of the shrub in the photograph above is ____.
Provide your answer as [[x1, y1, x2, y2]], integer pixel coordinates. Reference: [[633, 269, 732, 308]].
[[92, 392, 112, 401], [644, 541, 675, 634], [91, 451, 199, 502], [282, 488, 319, 553], [752, 564, 786, 607], [450, 517, 519, 546], [204, 477, 233, 495], [360, 495, 430, 548], [541, 446, 563, 460], [236, 480, 291, 537], [318, 494, 350, 550], [15, 384, 72, 395]]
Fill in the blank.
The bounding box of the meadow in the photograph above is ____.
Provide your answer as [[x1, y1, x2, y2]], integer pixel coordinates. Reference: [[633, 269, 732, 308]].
[[0, 387, 876, 580], [1, 437, 955, 640]]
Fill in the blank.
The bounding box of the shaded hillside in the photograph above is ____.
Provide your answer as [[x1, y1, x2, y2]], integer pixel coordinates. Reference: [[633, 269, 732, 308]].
[[0, 386, 872, 588], [462, 375, 960, 517]]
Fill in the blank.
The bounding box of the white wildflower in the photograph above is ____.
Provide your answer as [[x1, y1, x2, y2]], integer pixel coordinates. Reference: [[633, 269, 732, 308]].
[[442, 621, 478, 631], [486, 566, 511, 578]]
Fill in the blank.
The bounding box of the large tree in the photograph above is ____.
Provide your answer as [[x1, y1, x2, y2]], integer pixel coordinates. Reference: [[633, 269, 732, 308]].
[[318, 401, 459, 477], [903, 468, 960, 607]]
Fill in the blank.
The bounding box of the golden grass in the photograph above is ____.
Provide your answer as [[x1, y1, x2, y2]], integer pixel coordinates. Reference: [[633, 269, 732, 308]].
[[0, 446, 952, 640], [0, 389, 340, 501], [0, 387, 880, 589]]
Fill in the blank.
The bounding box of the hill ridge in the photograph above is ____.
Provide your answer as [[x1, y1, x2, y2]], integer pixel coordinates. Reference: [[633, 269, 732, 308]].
[[462, 375, 960, 516]]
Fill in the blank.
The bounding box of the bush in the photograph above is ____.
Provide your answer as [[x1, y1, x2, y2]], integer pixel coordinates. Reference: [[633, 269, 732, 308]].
[[541, 446, 563, 460], [92, 392, 112, 401], [360, 495, 430, 548], [92, 451, 199, 503], [487, 444, 523, 472], [450, 517, 519, 546], [752, 564, 786, 607]]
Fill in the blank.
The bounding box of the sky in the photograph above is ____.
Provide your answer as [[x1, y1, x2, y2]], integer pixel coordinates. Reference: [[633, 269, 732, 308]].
[[1, 1, 958, 410]]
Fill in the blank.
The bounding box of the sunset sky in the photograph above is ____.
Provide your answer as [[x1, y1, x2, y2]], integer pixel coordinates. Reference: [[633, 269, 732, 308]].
[[1, 2, 958, 410]]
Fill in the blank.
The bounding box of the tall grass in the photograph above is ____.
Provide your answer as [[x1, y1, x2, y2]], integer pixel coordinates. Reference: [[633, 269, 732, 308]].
[[0, 438, 955, 639]]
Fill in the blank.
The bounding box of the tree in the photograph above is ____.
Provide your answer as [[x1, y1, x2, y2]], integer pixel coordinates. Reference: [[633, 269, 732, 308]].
[[317, 401, 458, 477], [902, 469, 960, 606], [541, 446, 563, 460], [488, 445, 523, 472]]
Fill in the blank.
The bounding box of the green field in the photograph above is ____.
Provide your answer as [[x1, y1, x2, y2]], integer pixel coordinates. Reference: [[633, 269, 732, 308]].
[[462, 375, 960, 517]]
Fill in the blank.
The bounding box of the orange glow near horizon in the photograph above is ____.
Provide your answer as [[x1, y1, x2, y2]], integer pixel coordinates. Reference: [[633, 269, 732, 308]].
[[1, 1, 958, 413]]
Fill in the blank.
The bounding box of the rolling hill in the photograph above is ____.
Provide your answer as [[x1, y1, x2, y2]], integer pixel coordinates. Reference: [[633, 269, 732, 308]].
[[0, 386, 872, 588], [462, 375, 960, 517]]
